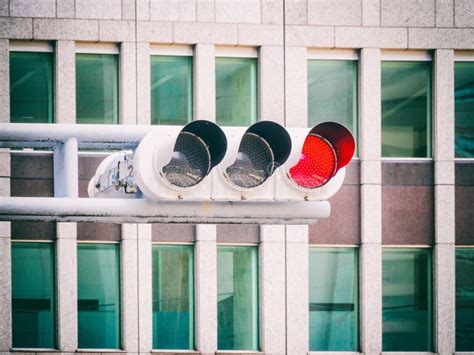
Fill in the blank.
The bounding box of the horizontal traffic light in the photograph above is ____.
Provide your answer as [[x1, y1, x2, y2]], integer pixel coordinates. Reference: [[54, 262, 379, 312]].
[[88, 120, 355, 201]]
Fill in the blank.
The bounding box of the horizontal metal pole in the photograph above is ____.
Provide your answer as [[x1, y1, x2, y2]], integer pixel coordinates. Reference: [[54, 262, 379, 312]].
[[0, 197, 330, 224]]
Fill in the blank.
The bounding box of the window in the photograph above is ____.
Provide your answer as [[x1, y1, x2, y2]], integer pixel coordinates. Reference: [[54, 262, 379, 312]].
[[10, 50, 54, 123], [382, 248, 432, 351], [152, 245, 194, 350], [381, 61, 432, 158], [216, 56, 258, 126], [151, 55, 193, 125], [309, 247, 359, 351], [12, 242, 55, 348], [308, 59, 358, 153], [456, 248, 474, 351], [76, 53, 119, 124], [455, 61, 474, 158], [77, 243, 120, 349], [217, 246, 258, 350]]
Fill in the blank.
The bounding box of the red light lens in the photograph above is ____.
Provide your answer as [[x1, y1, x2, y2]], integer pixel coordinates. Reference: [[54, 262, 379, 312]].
[[289, 134, 336, 189]]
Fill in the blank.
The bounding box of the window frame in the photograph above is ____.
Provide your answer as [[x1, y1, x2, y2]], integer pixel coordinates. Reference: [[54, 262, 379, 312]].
[[380, 50, 433, 161]]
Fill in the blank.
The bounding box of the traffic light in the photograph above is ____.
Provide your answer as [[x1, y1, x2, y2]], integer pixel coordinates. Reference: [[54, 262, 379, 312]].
[[88, 120, 354, 201]]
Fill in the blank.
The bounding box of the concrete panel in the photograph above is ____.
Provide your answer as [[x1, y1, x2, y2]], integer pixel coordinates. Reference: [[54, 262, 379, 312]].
[[0, 17, 32, 39], [152, 224, 196, 242], [286, 225, 308, 355], [382, 186, 434, 245], [121, 224, 139, 352], [381, 0, 435, 27], [308, 0, 362, 26], [11, 153, 53, 179], [0, 39, 8, 123], [197, 0, 215, 22], [455, 162, 474, 186], [362, 0, 381, 26], [454, 0, 474, 27], [0, 237, 11, 351], [309, 185, 361, 245], [11, 221, 56, 240], [361, 184, 382, 244], [194, 44, 216, 121], [56, 41, 76, 124], [361, 160, 381, 185], [360, 243, 382, 354], [435, 161, 455, 186], [150, 0, 196, 22], [0, 0, 8, 17], [10, 0, 56, 18], [284, 46, 307, 127], [409, 28, 474, 49], [136, 21, 173, 43], [335, 26, 407, 49], [216, 224, 259, 243], [137, 224, 152, 352], [435, 185, 455, 244], [455, 186, 474, 245], [120, 42, 137, 124], [0, 151, 9, 178], [382, 162, 434, 186], [195, 225, 217, 353], [436, 0, 454, 27], [137, 0, 151, 20], [56, 223, 77, 351], [434, 243, 455, 354], [34, 18, 98, 41], [11, 178, 54, 197], [285, 25, 334, 47], [75, 0, 122, 20], [259, 46, 284, 124], [259, 225, 285, 354], [174, 22, 238, 45], [262, 0, 283, 24], [77, 222, 121, 241], [285, 0, 307, 25], [57, 0, 75, 18], [122, 0, 136, 20], [238, 24, 283, 46], [99, 20, 135, 42], [136, 42, 151, 125], [215, 0, 260, 24]]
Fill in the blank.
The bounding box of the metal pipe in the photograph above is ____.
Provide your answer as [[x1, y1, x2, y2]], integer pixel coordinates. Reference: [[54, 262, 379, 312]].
[[0, 197, 330, 224]]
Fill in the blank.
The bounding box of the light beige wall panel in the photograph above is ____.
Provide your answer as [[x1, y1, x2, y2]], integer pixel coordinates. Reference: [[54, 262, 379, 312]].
[[55, 40, 76, 124]]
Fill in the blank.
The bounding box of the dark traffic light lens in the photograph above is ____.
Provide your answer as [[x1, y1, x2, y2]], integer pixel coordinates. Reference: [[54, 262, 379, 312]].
[[162, 132, 211, 188], [226, 132, 274, 188]]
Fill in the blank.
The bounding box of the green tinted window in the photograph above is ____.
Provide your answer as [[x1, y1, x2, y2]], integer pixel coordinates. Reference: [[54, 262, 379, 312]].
[[77, 243, 120, 349], [309, 248, 359, 351], [151, 56, 193, 125], [76, 54, 119, 124], [382, 248, 432, 351], [216, 57, 257, 126], [455, 62, 474, 158], [382, 61, 432, 157], [217, 246, 258, 350], [308, 60, 358, 153], [456, 248, 474, 351], [12, 242, 55, 348], [10, 52, 54, 123], [152, 245, 194, 349]]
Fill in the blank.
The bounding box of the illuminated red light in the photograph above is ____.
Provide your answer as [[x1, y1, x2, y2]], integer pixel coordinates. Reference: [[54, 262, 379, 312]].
[[289, 122, 355, 189]]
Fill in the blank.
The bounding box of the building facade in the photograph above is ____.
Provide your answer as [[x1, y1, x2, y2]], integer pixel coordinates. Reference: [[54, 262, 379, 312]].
[[0, 0, 474, 354]]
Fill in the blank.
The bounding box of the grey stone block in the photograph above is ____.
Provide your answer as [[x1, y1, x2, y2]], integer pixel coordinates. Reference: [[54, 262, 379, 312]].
[[238, 24, 283, 46], [0, 152, 10, 177], [194, 44, 216, 121], [75, 0, 122, 19], [436, 0, 454, 27], [99, 20, 135, 42], [150, 0, 196, 22], [285, 46, 307, 128], [174, 21, 238, 44], [0, 39, 8, 98], [215, 0, 260, 24], [10, 0, 55, 18], [136, 42, 150, 125], [57, 0, 75, 18], [362, 0, 380, 26], [55, 40, 76, 124], [120, 42, 137, 125], [435, 185, 455, 244], [455, 0, 474, 27], [122, 0, 136, 20], [361, 184, 382, 243], [335, 26, 407, 48], [34, 18, 98, 41], [0, 17, 33, 39], [136, 20, 173, 43], [308, 0, 361, 26], [285, 0, 307, 25], [409, 27, 474, 49], [381, 0, 435, 27], [259, 46, 284, 124], [137, 0, 150, 20], [0, 0, 8, 17], [262, 0, 283, 24], [285, 25, 334, 47], [0, 95, 8, 122], [197, 0, 215, 22], [435, 161, 454, 185]]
